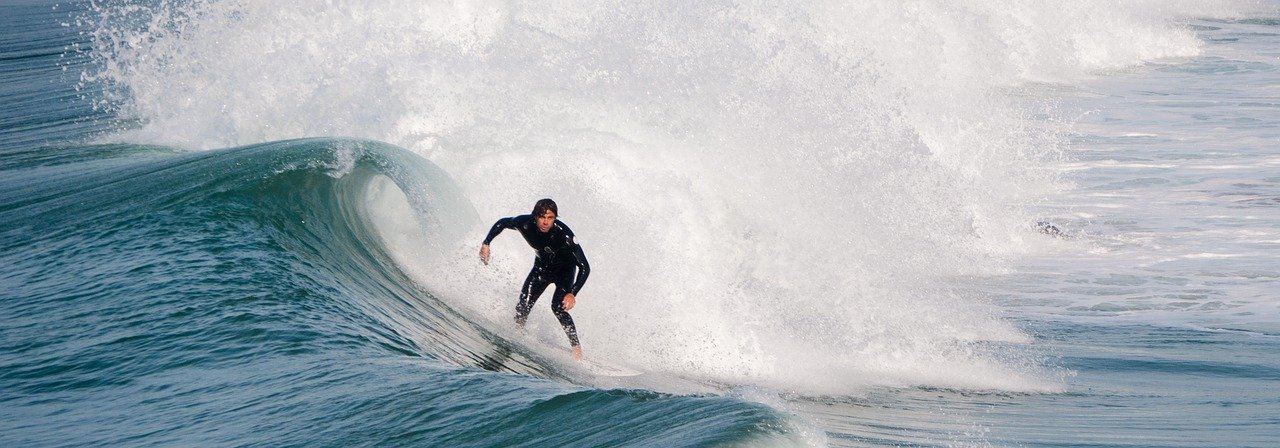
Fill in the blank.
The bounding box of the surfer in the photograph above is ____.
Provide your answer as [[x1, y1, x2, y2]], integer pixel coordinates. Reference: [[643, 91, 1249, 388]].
[[479, 199, 590, 360]]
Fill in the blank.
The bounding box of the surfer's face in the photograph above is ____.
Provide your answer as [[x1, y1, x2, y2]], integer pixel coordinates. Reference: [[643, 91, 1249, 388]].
[[536, 210, 556, 233]]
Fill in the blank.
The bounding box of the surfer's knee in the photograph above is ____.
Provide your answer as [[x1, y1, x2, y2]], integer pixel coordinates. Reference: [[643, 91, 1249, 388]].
[[550, 291, 570, 314], [552, 306, 575, 326], [551, 305, 571, 321]]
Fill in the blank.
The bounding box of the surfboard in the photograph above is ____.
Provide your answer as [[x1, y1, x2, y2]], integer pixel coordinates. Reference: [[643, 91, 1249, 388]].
[[510, 329, 643, 377], [575, 356, 642, 377]]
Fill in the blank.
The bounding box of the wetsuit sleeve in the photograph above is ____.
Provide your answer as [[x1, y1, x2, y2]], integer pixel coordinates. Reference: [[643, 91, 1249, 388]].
[[569, 236, 590, 295], [482, 217, 516, 245]]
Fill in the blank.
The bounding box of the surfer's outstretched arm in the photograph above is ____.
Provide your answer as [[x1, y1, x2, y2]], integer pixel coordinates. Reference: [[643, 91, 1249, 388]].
[[479, 217, 517, 265]]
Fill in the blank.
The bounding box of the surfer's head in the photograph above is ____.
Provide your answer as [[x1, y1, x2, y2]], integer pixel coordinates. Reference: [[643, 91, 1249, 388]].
[[533, 198, 557, 233]]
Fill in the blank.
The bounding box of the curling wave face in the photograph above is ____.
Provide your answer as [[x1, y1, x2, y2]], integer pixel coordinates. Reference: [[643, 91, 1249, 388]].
[[2, 136, 824, 445]]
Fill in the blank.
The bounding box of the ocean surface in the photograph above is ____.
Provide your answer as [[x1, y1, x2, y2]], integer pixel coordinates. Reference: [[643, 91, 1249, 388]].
[[3, 1, 1278, 446]]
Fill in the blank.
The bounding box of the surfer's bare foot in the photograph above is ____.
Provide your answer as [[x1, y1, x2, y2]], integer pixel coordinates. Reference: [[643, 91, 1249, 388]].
[[571, 345, 583, 361]]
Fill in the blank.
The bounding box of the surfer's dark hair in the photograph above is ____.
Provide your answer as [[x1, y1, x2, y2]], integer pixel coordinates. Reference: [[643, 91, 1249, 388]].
[[533, 198, 558, 217]]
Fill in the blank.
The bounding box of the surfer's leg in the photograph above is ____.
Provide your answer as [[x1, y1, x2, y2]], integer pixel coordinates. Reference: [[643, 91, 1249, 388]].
[[550, 287, 580, 347], [516, 268, 549, 326]]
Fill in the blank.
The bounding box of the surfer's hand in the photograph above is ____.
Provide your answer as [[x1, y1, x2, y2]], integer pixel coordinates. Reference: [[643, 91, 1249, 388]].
[[563, 293, 575, 311], [479, 244, 490, 265]]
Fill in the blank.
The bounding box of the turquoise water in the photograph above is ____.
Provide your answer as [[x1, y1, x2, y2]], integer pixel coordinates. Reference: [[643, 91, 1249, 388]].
[[3, 1, 1279, 446]]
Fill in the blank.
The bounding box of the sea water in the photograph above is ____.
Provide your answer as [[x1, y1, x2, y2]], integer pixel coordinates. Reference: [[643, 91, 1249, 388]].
[[2, 1, 1277, 446]]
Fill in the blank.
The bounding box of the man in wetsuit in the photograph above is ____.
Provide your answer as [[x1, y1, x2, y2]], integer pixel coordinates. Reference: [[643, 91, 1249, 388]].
[[479, 198, 590, 360]]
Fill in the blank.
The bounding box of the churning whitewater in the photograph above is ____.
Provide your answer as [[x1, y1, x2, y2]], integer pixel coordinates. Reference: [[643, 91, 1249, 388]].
[[80, 0, 1192, 393]]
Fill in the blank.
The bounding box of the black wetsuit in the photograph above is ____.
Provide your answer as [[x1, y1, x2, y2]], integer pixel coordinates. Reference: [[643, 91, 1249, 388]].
[[482, 215, 590, 347]]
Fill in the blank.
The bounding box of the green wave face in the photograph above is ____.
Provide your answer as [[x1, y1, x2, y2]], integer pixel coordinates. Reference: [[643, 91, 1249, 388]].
[[0, 138, 577, 376]]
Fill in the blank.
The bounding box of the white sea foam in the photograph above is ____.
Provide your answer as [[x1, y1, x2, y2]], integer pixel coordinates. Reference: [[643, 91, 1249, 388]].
[[83, 0, 1263, 393]]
